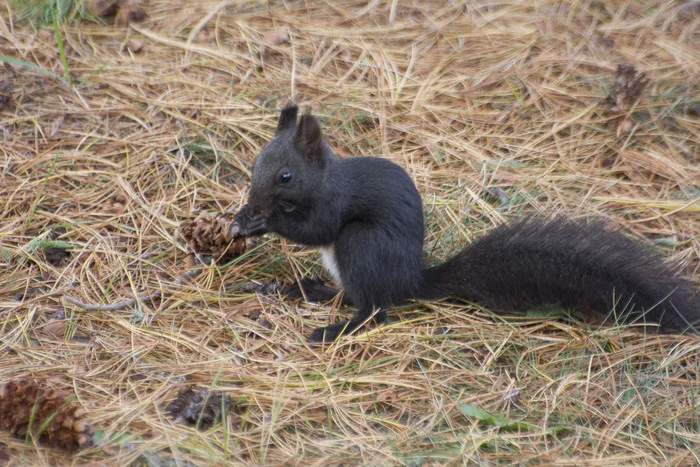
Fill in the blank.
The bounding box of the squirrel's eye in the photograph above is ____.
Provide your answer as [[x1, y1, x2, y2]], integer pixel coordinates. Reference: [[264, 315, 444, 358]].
[[279, 172, 292, 184]]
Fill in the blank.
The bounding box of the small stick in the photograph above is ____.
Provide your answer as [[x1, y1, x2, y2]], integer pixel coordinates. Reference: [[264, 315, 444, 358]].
[[64, 267, 204, 312]]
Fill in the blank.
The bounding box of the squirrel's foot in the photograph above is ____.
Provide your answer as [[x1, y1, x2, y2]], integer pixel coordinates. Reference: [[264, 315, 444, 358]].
[[308, 322, 349, 342], [308, 310, 386, 342], [284, 276, 344, 303]]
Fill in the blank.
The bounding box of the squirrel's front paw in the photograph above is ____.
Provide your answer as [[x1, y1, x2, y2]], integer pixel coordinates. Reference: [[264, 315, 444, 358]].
[[234, 204, 269, 236]]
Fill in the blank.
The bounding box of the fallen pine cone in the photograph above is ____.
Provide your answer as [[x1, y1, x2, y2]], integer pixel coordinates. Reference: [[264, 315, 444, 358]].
[[179, 211, 247, 263], [0, 380, 93, 452], [602, 64, 650, 135], [609, 64, 649, 111], [90, 0, 147, 26], [167, 386, 232, 430]]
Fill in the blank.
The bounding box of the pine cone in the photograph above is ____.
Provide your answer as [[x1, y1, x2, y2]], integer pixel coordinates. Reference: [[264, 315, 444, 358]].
[[90, 0, 147, 26], [602, 64, 650, 135], [167, 386, 232, 430], [180, 211, 247, 263], [609, 64, 649, 111], [0, 380, 93, 452]]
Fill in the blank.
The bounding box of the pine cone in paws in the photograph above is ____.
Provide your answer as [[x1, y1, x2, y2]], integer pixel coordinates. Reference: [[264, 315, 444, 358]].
[[179, 211, 247, 263]]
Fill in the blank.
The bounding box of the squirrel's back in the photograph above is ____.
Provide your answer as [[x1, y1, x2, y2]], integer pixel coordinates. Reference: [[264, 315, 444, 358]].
[[331, 156, 423, 233], [421, 218, 698, 331], [327, 156, 426, 308]]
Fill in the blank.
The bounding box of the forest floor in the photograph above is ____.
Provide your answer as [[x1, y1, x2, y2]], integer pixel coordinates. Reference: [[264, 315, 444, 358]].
[[1, 0, 699, 465]]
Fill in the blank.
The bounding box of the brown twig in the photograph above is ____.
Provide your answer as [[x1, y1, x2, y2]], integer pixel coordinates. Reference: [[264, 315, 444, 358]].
[[63, 267, 204, 312]]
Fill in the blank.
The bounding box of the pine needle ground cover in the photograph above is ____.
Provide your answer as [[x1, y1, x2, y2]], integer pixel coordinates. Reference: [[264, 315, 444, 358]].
[[1, 1, 698, 464]]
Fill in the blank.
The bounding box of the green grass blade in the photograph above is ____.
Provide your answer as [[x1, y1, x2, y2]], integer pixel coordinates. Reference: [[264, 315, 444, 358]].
[[0, 54, 67, 85], [52, 3, 73, 88]]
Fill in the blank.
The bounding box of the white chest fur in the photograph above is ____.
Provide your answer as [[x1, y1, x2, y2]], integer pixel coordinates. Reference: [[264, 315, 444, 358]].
[[319, 244, 342, 286]]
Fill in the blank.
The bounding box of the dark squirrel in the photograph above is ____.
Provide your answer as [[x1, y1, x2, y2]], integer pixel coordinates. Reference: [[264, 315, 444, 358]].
[[234, 105, 699, 341]]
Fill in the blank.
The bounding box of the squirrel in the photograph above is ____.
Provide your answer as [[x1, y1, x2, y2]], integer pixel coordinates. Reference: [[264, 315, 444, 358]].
[[233, 104, 699, 342]]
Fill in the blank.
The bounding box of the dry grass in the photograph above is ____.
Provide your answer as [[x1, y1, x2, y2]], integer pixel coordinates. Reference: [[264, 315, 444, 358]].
[[1, 0, 699, 464]]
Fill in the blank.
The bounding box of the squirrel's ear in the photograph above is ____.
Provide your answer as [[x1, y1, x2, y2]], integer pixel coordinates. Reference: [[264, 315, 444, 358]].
[[276, 104, 298, 134], [294, 113, 323, 165]]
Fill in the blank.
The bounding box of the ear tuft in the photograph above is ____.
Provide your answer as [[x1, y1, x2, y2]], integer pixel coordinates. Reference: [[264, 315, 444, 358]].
[[276, 104, 298, 133], [294, 112, 324, 165]]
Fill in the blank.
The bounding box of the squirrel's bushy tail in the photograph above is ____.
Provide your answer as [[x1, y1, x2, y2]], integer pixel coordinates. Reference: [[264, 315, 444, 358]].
[[419, 218, 699, 332]]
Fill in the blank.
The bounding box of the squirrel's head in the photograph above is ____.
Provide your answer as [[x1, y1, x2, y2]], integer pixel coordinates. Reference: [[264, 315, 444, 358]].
[[247, 104, 327, 216]]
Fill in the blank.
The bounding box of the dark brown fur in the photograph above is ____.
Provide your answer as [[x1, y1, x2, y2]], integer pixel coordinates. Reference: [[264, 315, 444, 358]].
[[236, 105, 699, 341], [421, 218, 698, 331]]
